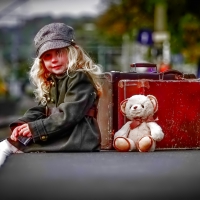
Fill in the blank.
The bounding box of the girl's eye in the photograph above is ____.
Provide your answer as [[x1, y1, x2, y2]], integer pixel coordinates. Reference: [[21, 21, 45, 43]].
[[43, 53, 51, 59]]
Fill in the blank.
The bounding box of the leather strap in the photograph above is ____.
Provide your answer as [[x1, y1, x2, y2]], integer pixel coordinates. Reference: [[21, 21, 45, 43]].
[[86, 107, 97, 118]]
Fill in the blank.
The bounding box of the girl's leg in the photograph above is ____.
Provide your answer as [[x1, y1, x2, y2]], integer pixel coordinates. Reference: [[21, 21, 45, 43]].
[[0, 139, 23, 167]]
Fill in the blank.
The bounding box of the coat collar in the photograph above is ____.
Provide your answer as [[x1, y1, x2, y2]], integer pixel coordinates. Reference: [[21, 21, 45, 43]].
[[50, 72, 68, 80]]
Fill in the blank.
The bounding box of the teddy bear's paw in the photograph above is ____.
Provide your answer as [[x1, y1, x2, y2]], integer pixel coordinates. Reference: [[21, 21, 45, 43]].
[[138, 136, 154, 152], [151, 130, 164, 141], [114, 137, 131, 152]]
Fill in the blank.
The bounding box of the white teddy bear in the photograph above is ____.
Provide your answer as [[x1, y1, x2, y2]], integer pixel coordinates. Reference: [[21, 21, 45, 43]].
[[113, 94, 164, 152]]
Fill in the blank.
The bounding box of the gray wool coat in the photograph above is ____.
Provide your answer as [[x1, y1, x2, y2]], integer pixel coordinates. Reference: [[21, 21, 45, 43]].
[[8, 71, 101, 152]]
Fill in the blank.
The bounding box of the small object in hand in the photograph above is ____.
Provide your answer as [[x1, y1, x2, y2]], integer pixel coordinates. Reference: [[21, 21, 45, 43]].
[[17, 136, 32, 146]]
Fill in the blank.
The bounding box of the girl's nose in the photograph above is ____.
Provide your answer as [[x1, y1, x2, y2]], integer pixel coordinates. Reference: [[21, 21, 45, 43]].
[[51, 53, 59, 62], [52, 57, 58, 62]]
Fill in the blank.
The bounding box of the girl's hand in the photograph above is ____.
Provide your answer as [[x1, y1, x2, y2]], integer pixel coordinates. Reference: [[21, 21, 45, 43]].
[[10, 124, 32, 141], [10, 126, 20, 141]]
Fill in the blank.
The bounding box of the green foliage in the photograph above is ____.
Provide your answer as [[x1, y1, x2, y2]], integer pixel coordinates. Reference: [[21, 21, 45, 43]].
[[96, 0, 200, 63], [95, 0, 154, 45], [1, 0, 200, 75]]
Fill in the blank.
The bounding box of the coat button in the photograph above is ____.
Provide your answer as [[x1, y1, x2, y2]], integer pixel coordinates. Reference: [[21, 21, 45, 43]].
[[41, 97, 47, 106], [47, 97, 51, 101], [51, 99, 55, 103], [50, 81, 55, 86], [40, 135, 48, 141]]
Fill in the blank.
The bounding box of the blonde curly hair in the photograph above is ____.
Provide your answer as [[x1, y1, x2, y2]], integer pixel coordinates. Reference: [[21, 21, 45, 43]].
[[29, 45, 103, 102]]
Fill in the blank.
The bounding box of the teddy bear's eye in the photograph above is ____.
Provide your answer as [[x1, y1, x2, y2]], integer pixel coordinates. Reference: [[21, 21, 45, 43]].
[[141, 104, 144, 108]]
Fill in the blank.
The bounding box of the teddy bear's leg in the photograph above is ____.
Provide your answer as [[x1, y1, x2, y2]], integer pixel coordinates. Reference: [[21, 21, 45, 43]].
[[138, 136, 155, 152], [149, 139, 156, 152], [113, 137, 135, 152]]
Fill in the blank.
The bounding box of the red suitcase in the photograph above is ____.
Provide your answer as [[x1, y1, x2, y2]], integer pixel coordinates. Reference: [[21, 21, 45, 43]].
[[117, 79, 200, 149], [97, 63, 196, 150]]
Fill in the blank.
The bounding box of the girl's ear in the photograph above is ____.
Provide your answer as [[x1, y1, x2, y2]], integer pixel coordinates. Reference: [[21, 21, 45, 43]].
[[147, 95, 158, 113], [120, 99, 128, 115]]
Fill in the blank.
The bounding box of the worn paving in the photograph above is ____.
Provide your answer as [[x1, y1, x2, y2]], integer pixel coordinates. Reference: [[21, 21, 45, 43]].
[[0, 150, 200, 200]]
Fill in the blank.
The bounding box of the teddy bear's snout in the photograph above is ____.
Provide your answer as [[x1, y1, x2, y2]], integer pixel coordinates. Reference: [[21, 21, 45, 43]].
[[132, 104, 142, 110]]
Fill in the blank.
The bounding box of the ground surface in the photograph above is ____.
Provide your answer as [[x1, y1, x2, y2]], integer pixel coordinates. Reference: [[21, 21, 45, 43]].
[[0, 150, 200, 200], [0, 96, 200, 200]]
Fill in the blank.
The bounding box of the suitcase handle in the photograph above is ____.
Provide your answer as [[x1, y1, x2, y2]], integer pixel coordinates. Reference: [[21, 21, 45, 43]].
[[130, 63, 157, 73], [159, 69, 184, 80]]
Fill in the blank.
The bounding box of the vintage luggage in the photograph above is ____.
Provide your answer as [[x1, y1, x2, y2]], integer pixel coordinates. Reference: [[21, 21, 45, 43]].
[[117, 79, 200, 149], [97, 63, 196, 150]]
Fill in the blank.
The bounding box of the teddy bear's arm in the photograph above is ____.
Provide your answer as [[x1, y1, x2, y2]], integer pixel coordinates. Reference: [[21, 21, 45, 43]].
[[114, 121, 132, 139], [147, 122, 164, 141]]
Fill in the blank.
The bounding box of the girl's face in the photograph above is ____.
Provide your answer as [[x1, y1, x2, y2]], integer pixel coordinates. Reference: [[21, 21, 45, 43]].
[[41, 48, 68, 75]]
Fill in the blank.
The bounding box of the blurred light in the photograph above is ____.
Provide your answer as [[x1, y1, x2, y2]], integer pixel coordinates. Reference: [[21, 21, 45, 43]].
[[152, 31, 170, 43]]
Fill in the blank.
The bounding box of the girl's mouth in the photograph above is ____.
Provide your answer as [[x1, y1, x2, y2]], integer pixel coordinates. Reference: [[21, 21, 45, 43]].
[[52, 65, 61, 69]]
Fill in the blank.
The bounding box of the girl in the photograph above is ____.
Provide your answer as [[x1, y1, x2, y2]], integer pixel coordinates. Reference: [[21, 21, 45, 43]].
[[0, 22, 103, 167]]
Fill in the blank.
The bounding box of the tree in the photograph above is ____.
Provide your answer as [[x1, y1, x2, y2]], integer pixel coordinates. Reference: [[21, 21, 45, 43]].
[[95, 0, 154, 45], [96, 0, 200, 63]]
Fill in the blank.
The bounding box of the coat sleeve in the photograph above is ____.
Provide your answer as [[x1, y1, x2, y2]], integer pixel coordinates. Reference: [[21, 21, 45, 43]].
[[28, 72, 97, 143], [9, 105, 46, 131]]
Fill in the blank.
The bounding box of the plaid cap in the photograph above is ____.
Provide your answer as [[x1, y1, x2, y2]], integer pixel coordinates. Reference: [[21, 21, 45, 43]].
[[34, 23, 75, 58]]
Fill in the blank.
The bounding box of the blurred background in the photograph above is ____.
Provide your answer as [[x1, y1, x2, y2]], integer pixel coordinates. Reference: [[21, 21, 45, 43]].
[[1, 0, 200, 134]]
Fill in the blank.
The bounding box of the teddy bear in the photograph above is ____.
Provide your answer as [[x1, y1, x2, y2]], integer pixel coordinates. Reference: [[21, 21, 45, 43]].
[[113, 94, 164, 152]]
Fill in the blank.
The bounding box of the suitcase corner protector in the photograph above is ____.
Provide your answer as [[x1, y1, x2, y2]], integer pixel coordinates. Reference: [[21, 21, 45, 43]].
[[118, 80, 125, 88]]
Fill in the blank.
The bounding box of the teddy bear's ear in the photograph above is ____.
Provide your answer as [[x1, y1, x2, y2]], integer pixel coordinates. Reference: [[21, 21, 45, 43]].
[[147, 95, 158, 113], [120, 99, 128, 115]]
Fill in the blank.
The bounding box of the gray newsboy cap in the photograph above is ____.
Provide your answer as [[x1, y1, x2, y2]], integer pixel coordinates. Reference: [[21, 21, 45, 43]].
[[34, 23, 75, 58]]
